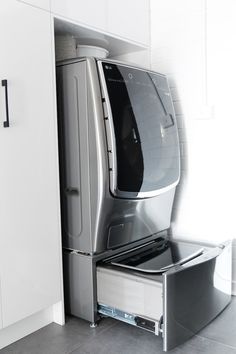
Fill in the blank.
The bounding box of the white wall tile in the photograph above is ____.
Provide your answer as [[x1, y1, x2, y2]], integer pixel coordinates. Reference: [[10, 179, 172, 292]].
[[173, 101, 184, 116], [232, 240, 236, 260], [151, 0, 236, 252], [170, 88, 180, 102], [175, 115, 184, 129], [111, 50, 151, 69]]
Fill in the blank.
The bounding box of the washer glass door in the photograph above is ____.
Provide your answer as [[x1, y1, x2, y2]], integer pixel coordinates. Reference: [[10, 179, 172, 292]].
[[101, 62, 180, 198]]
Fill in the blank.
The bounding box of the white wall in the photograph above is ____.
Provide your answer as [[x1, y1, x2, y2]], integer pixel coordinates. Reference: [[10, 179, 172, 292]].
[[150, 0, 236, 291], [111, 49, 151, 69]]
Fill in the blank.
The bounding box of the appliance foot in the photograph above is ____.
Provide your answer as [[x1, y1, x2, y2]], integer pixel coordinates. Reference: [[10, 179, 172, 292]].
[[90, 322, 98, 328]]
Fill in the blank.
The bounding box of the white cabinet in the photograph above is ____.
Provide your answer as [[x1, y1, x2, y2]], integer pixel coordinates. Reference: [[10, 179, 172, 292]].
[[51, 0, 150, 46], [0, 0, 62, 328], [51, 0, 107, 31], [17, 0, 50, 11], [107, 0, 150, 45], [0, 277, 2, 330]]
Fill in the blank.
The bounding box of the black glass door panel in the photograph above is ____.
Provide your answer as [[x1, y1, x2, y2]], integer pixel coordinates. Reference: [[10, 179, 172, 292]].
[[101, 62, 180, 197]]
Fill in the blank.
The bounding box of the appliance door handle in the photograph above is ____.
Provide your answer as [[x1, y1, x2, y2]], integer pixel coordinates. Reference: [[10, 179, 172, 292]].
[[162, 241, 232, 351], [65, 187, 79, 195], [2, 80, 10, 128]]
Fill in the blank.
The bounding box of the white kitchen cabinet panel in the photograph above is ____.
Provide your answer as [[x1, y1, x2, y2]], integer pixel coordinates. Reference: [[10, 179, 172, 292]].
[[0, 277, 2, 330], [17, 0, 50, 11], [51, 0, 107, 31], [108, 0, 150, 45], [0, 1, 62, 327]]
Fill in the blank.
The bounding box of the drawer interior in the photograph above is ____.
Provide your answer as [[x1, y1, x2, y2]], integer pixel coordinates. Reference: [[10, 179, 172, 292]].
[[97, 265, 163, 323], [96, 239, 206, 327]]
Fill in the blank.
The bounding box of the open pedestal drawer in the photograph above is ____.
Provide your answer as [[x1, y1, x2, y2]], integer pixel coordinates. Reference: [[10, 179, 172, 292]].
[[97, 240, 232, 351]]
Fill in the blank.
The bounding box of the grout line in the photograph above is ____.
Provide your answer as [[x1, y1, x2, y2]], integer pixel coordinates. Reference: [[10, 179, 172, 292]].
[[204, 0, 208, 106], [16, 0, 50, 13], [93, 318, 120, 336], [195, 333, 236, 350], [148, 0, 152, 68], [66, 319, 119, 354]]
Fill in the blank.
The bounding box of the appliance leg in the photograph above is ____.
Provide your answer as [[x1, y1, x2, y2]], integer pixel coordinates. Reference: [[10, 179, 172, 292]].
[[90, 322, 98, 329]]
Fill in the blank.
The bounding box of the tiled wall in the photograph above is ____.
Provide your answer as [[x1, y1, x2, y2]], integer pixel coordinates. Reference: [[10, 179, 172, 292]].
[[111, 50, 151, 69], [150, 0, 236, 293], [233, 240, 236, 294]]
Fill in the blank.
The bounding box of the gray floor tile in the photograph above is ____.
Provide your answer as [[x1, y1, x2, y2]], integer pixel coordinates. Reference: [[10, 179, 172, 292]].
[[171, 335, 236, 354], [70, 319, 236, 354], [2, 297, 236, 354], [197, 297, 236, 348], [0, 316, 116, 354], [70, 320, 163, 354]]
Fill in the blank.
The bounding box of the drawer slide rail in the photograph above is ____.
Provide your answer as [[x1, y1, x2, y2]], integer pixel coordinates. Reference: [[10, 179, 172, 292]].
[[98, 304, 159, 335]]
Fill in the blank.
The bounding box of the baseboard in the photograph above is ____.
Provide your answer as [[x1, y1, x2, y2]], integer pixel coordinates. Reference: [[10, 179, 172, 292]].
[[53, 301, 65, 325], [232, 240, 236, 296], [232, 281, 236, 296], [0, 306, 54, 349]]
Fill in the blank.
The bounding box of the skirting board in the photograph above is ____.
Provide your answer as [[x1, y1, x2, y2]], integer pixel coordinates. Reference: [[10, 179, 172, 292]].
[[232, 238, 235, 295], [232, 281, 236, 296], [0, 302, 64, 350]]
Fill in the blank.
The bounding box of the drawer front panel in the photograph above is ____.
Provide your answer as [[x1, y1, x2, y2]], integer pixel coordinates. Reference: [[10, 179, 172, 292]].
[[163, 241, 232, 351]]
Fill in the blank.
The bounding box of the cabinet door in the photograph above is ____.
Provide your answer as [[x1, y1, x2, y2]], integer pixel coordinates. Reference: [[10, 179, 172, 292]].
[[107, 0, 150, 45], [51, 0, 107, 31], [0, 276, 2, 330], [0, 1, 62, 327], [17, 0, 50, 11]]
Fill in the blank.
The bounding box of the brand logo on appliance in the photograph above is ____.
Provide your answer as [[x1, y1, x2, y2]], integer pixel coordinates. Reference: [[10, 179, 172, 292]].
[[128, 73, 133, 80]]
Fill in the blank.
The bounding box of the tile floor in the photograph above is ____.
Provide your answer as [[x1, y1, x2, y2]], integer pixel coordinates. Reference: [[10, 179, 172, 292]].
[[2, 297, 236, 354]]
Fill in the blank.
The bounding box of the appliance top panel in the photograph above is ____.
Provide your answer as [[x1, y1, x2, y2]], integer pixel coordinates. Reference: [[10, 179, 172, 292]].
[[56, 56, 164, 74], [97, 59, 180, 199], [102, 239, 207, 274]]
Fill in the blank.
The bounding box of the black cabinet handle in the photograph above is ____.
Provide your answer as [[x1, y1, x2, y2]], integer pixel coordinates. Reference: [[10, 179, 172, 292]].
[[2, 79, 10, 128]]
